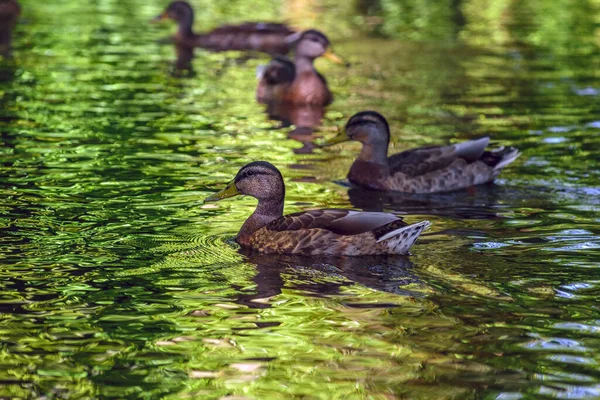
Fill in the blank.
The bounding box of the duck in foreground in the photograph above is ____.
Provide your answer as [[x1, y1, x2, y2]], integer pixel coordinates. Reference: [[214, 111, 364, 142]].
[[153, 1, 295, 55], [0, 0, 20, 54], [204, 161, 430, 256], [256, 30, 343, 106], [322, 111, 521, 194]]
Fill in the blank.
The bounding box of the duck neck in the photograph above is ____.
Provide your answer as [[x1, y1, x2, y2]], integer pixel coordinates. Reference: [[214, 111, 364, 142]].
[[238, 198, 284, 244], [358, 141, 389, 166], [177, 14, 194, 38], [294, 55, 315, 74]]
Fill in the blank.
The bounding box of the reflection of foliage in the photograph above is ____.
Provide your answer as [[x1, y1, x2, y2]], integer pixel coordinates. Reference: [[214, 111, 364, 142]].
[[377, 0, 459, 40], [461, 0, 600, 52], [1, 0, 599, 398], [310, 0, 600, 52]]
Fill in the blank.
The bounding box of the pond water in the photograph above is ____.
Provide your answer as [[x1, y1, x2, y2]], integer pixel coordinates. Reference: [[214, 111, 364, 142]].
[[1, 0, 599, 398]]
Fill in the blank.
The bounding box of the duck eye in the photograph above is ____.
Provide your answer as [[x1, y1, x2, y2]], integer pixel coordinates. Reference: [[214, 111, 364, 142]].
[[246, 170, 254, 177]]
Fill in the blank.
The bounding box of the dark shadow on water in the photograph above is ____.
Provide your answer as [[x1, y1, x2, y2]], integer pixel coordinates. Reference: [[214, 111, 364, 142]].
[[264, 102, 325, 129], [345, 180, 600, 220], [346, 182, 503, 220], [159, 37, 264, 76], [237, 248, 420, 308], [0, 60, 17, 126]]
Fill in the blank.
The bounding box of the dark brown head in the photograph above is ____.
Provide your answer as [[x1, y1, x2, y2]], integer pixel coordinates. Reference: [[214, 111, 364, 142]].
[[345, 111, 390, 146], [234, 161, 285, 202], [263, 57, 295, 85], [154, 1, 194, 27], [205, 161, 285, 204], [291, 30, 331, 60]]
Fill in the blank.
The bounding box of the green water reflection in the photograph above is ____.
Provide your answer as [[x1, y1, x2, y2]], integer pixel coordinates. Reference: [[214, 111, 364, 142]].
[[1, 0, 599, 398]]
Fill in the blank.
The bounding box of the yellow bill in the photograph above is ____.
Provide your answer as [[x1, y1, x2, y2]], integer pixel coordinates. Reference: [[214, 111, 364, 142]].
[[151, 12, 169, 24], [319, 131, 350, 147], [204, 181, 239, 202], [323, 49, 349, 67]]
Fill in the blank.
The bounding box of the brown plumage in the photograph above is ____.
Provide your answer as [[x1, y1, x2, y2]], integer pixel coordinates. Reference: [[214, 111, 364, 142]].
[[154, 1, 294, 55], [204, 161, 430, 256], [0, 0, 20, 52], [323, 111, 521, 194], [256, 30, 336, 106]]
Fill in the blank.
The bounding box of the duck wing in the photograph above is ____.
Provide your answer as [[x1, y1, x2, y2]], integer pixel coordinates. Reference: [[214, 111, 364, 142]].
[[389, 137, 490, 177], [266, 209, 406, 236]]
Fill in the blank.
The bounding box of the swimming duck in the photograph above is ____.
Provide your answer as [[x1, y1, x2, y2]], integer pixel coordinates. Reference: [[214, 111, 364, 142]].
[[0, 0, 20, 53], [256, 30, 342, 106], [204, 161, 430, 256], [322, 111, 520, 194], [153, 1, 295, 55]]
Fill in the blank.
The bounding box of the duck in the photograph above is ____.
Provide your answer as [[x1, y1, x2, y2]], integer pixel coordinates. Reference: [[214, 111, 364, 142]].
[[204, 161, 430, 256], [0, 0, 20, 53], [322, 111, 520, 194], [153, 1, 295, 55], [256, 30, 342, 106]]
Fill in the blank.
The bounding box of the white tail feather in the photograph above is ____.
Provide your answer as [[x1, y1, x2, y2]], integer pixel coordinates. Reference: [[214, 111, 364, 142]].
[[256, 65, 267, 80], [376, 220, 431, 243], [493, 148, 521, 171]]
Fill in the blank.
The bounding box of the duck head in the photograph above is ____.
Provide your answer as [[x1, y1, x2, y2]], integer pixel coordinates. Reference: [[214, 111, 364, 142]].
[[287, 29, 345, 64], [321, 111, 391, 165], [153, 1, 194, 34], [204, 161, 285, 205]]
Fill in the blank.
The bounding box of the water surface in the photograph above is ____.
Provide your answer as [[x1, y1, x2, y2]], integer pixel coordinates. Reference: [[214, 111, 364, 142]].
[[1, 0, 599, 398]]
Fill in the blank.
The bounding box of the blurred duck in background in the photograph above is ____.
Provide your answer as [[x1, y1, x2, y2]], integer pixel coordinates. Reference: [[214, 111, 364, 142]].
[[256, 30, 343, 106], [0, 0, 20, 56], [153, 0, 295, 56], [322, 111, 521, 194]]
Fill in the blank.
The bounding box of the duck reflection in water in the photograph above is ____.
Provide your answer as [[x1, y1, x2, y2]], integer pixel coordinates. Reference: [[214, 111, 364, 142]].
[[263, 101, 326, 153], [346, 183, 504, 221], [171, 43, 195, 74], [236, 248, 422, 309]]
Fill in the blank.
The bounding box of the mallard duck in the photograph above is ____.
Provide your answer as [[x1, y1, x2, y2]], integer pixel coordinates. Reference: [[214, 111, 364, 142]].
[[256, 30, 342, 106], [322, 111, 520, 193], [0, 0, 20, 52], [204, 161, 430, 256], [153, 1, 295, 55]]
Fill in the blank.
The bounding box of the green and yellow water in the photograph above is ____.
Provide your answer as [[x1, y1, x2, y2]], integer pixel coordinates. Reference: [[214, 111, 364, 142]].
[[1, 0, 599, 398]]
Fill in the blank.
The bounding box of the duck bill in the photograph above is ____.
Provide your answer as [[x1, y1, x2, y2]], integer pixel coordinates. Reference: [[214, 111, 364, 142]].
[[320, 132, 350, 147], [204, 181, 239, 202], [151, 12, 169, 24], [323, 49, 346, 66]]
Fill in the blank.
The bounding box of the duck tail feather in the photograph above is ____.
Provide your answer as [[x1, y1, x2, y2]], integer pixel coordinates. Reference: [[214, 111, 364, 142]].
[[493, 147, 520, 171], [376, 220, 431, 243]]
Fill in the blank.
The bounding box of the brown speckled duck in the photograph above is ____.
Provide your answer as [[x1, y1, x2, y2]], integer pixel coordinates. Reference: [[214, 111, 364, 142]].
[[154, 1, 295, 55], [256, 30, 342, 106], [204, 161, 430, 256], [323, 111, 520, 193], [0, 0, 20, 53]]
